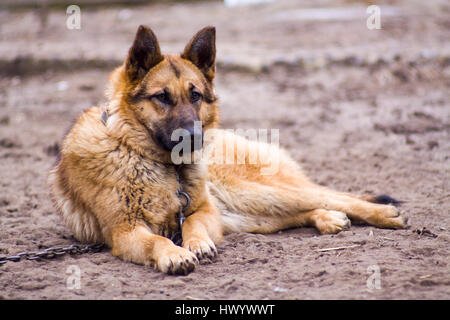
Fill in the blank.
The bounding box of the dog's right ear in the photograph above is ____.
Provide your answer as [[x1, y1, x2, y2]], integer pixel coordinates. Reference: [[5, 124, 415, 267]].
[[125, 25, 163, 81], [182, 26, 216, 82]]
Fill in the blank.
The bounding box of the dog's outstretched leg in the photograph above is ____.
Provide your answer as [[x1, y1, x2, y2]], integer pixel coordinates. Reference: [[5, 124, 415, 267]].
[[208, 130, 407, 232], [210, 175, 407, 233]]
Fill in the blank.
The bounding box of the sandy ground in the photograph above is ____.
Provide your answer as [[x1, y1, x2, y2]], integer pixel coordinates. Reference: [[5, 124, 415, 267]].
[[0, 0, 449, 300]]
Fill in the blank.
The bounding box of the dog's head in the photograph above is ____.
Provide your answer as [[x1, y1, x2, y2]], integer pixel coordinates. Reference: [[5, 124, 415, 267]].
[[110, 25, 220, 153]]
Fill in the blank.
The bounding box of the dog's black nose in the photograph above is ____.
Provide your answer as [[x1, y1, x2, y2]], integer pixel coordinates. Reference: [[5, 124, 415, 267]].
[[164, 122, 203, 153]]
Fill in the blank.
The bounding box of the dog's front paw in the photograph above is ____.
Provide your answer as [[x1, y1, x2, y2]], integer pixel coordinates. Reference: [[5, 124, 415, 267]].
[[156, 245, 198, 275], [183, 237, 217, 262]]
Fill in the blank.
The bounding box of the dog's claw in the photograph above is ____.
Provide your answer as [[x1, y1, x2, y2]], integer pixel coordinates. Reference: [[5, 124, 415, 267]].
[[156, 245, 198, 275], [183, 237, 217, 263]]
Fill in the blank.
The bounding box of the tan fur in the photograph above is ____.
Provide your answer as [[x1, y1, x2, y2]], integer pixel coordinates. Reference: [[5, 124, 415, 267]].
[[48, 26, 406, 275]]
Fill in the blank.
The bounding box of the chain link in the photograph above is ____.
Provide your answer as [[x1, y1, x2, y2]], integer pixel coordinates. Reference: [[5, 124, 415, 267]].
[[170, 190, 191, 246], [0, 243, 104, 266]]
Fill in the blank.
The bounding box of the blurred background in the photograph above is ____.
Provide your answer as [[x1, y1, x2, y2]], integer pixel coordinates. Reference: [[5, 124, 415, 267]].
[[1, 0, 449, 76], [0, 0, 447, 165], [0, 0, 449, 300]]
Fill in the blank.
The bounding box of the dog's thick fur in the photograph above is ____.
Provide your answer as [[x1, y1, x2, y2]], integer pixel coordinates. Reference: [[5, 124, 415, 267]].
[[48, 26, 407, 275]]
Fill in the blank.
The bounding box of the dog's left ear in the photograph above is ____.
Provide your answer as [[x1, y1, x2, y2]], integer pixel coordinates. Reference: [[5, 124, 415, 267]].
[[182, 26, 216, 82]]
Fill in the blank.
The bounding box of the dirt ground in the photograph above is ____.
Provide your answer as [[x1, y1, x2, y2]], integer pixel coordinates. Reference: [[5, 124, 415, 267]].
[[0, 0, 449, 300]]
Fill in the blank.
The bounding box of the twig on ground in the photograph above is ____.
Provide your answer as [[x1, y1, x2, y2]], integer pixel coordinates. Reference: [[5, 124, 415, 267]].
[[314, 244, 361, 252]]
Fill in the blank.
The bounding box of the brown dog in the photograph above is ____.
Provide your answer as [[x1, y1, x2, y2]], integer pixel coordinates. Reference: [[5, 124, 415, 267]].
[[48, 25, 407, 275]]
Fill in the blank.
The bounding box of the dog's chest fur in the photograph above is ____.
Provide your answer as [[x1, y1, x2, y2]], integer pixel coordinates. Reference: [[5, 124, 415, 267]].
[[51, 106, 208, 241], [114, 156, 181, 236], [111, 156, 209, 241]]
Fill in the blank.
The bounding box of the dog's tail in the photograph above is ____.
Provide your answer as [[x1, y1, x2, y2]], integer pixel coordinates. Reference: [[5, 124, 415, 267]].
[[359, 194, 404, 206]]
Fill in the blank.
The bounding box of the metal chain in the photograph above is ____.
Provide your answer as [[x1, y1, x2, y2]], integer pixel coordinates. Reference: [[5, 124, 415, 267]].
[[2, 169, 189, 264], [171, 191, 191, 246], [170, 170, 191, 246], [0, 243, 104, 266]]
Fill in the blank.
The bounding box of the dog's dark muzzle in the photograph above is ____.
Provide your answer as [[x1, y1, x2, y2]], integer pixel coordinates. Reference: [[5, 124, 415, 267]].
[[158, 122, 203, 153]]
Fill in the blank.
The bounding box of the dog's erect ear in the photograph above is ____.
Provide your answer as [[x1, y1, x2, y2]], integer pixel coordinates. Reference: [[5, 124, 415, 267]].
[[125, 25, 163, 81], [182, 26, 216, 82]]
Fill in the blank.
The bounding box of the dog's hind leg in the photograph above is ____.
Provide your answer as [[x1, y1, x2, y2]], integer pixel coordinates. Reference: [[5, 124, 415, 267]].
[[210, 177, 406, 233], [274, 181, 407, 229], [217, 206, 351, 235], [208, 131, 407, 232]]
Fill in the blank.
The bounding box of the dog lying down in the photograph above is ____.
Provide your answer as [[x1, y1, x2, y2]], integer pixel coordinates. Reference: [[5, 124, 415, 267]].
[[48, 26, 406, 275]]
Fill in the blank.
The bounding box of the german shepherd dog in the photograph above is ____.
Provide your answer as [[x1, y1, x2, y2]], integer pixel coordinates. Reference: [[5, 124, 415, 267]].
[[48, 26, 407, 275]]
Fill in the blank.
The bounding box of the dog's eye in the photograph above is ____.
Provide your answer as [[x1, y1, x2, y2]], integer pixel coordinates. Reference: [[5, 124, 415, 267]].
[[191, 90, 202, 103], [154, 93, 169, 104]]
